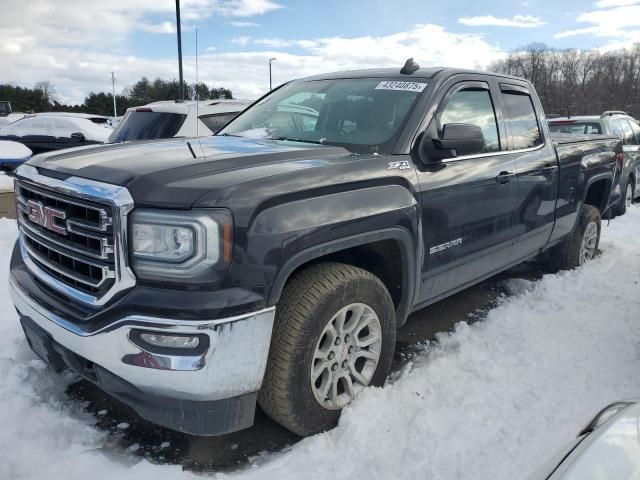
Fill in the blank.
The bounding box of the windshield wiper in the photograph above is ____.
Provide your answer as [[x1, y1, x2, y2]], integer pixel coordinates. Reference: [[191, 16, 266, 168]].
[[271, 137, 324, 145]]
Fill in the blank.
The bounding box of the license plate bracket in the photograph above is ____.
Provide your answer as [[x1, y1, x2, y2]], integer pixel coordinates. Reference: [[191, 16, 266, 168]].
[[20, 317, 65, 371]]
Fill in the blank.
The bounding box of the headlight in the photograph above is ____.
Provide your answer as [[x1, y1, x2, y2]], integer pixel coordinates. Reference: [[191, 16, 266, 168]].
[[132, 224, 195, 262], [130, 209, 232, 282]]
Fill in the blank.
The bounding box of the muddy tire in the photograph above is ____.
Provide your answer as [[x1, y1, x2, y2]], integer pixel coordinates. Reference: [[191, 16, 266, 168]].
[[548, 204, 601, 271], [258, 262, 396, 437]]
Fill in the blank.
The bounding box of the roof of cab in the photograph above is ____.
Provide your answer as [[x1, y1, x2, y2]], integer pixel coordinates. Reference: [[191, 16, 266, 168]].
[[297, 67, 530, 83]]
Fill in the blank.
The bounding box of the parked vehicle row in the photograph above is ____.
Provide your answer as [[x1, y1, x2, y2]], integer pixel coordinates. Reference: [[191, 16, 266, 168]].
[[108, 99, 250, 143], [549, 111, 640, 215], [8, 61, 623, 442]]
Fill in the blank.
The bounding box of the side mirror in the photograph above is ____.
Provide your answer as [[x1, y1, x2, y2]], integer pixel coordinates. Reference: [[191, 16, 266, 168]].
[[70, 132, 85, 142], [434, 123, 485, 158], [417, 123, 486, 165]]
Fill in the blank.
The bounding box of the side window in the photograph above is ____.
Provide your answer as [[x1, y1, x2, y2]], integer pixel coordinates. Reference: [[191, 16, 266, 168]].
[[439, 88, 500, 154], [621, 120, 638, 145], [200, 113, 237, 133], [628, 120, 640, 144], [611, 120, 624, 139], [502, 91, 542, 150]]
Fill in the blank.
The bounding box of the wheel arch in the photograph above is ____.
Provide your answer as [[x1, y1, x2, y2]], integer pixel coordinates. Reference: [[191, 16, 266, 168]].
[[583, 173, 613, 215], [267, 228, 418, 328]]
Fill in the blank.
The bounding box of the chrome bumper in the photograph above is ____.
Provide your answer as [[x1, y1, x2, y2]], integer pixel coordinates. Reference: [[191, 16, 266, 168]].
[[9, 278, 275, 402]]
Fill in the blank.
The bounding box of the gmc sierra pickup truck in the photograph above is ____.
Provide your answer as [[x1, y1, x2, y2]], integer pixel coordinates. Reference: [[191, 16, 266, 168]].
[[9, 61, 622, 438]]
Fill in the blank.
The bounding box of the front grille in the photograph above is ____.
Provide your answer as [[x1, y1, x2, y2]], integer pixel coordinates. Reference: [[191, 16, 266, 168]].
[[16, 180, 117, 297]]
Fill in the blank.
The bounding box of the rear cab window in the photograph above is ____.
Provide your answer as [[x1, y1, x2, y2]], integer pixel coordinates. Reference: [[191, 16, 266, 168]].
[[109, 111, 187, 142], [500, 85, 543, 150], [548, 122, 603, 135]]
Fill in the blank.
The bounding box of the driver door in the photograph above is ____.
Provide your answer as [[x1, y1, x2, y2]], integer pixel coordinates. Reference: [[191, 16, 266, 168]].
[[415, 79, 519, 304]]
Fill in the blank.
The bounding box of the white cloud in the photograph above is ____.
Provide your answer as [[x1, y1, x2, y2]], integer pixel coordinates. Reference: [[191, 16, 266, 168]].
[[553, 3, 640, 45], [231, 36, 252, 45], [229, 21, 260, 27], [1, 19, 505, 105], [254, 38, 295, 47], [459, 14, 545, 28], [139, 21, 177, 34], [594, 0, 639, 7], [216, 0, 283, 17]]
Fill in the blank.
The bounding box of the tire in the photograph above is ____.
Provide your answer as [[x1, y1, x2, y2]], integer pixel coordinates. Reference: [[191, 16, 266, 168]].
[[615, 178, 634, 216], [548, 204, 601, 271], [258, 262, 396, 436]]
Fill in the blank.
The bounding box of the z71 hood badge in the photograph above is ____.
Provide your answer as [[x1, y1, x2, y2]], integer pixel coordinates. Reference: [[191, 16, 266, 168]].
[[387, 160, 411, 170]]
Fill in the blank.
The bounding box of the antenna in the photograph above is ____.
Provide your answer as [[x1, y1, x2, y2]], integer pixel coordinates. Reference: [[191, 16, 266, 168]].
[[196, 27, 199, 137]]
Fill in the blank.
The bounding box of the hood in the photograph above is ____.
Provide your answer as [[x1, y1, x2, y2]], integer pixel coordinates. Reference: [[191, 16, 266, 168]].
[[28, 136, 350, 208]]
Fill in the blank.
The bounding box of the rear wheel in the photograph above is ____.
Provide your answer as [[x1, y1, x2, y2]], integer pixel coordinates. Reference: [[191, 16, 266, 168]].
[[259, 262, 396, 436], [548, 204, 601, 271]]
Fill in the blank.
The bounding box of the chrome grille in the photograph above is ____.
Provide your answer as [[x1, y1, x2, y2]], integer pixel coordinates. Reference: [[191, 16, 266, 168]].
[[15, 165, 135, 307]]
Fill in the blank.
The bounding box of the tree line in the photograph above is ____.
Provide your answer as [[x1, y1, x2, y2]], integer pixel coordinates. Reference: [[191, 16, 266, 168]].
[[0, 78, 233, 117], [490, 43, 640, 118]]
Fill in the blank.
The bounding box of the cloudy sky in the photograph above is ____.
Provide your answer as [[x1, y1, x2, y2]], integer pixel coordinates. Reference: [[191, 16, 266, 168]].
[[2, 0, 639, 104]]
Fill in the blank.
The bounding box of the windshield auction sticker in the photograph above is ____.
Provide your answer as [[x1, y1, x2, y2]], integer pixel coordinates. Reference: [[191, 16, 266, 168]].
[[375, 81, 427, 92]]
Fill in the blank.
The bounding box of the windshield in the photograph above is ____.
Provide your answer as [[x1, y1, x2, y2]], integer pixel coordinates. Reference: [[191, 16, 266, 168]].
[[218, 78, 428, 154], [108, 111, 187, 143]]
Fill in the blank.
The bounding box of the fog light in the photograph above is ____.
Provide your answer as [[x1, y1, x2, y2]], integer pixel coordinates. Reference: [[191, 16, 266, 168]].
[[139, 332, 200, 349]]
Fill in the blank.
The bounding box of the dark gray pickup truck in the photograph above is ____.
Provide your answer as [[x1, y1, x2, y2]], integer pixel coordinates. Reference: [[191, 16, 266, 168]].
[[9, 61, 622, 438]]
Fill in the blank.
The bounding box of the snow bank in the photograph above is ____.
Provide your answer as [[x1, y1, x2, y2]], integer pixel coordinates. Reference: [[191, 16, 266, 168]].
[[0, 174, 14, 192], [0, 140, 32, 160], [1, 210, 640, 479]]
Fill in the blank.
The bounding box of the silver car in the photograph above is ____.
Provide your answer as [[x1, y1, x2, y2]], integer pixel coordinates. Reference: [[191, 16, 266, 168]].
[[529, 400, 640, 479], [548, 111, 640, 215]]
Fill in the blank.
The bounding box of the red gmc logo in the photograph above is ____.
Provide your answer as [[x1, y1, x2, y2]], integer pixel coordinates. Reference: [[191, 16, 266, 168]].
[[27, 200, 67, 235]]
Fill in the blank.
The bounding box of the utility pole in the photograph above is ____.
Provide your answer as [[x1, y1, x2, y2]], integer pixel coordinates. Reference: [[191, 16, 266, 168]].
[[269, 57, 277, 91], [175, 0, 184, 100], [111, 71, 117, 117]]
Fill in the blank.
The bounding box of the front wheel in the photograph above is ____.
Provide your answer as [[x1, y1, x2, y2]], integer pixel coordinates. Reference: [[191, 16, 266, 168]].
[[258, 262, 396, 436], [548, 204, 601, 271]]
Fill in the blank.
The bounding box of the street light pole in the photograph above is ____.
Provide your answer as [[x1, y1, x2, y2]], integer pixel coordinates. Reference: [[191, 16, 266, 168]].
[[175, 0, 184, 100], [111, 71, 117, 117], [269, 57, 277, 91]]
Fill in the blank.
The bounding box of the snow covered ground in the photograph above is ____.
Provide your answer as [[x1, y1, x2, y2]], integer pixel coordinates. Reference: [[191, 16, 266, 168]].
[[1, 209, 640, 480], [0, 173, 15, 192]]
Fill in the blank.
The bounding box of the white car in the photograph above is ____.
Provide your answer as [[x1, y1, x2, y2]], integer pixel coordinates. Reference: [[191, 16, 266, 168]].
[[0, 112, 112, 154], [108, 99, 251, 143], [529, 400, 640, 479]]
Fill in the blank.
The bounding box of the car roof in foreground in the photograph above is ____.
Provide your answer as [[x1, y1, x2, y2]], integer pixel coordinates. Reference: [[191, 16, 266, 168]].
[[550, 402, 640, 479]]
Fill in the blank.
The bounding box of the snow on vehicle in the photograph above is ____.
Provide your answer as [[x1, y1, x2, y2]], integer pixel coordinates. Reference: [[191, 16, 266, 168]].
[[0, 140, 32, 170], [0, 112, 112, 154]]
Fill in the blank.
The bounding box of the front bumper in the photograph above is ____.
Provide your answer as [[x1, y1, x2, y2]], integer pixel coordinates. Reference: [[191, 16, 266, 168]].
[[10, 278, 276, 435]]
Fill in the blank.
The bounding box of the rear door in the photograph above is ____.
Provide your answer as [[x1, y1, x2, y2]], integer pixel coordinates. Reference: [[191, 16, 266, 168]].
[[415, 78, 520, 304], [497, 83, 559, 257]]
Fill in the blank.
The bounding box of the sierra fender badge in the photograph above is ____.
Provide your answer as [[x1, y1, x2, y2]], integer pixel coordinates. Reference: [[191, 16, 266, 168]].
[[387, 160, 411, 171], [429, 238, 463, 255]]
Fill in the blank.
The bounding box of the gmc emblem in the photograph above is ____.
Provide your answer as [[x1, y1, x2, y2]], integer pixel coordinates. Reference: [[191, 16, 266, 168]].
[[27, 200, 67, 235]]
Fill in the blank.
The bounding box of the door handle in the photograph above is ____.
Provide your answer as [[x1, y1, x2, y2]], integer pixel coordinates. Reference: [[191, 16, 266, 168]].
[[495, 171, 514, 184], [542, 164, 558, 175]]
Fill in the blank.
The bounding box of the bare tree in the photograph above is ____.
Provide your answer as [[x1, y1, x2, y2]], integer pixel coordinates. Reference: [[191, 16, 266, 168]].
[[490, 43, 640, 118], [34, 81, 56, 104]]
